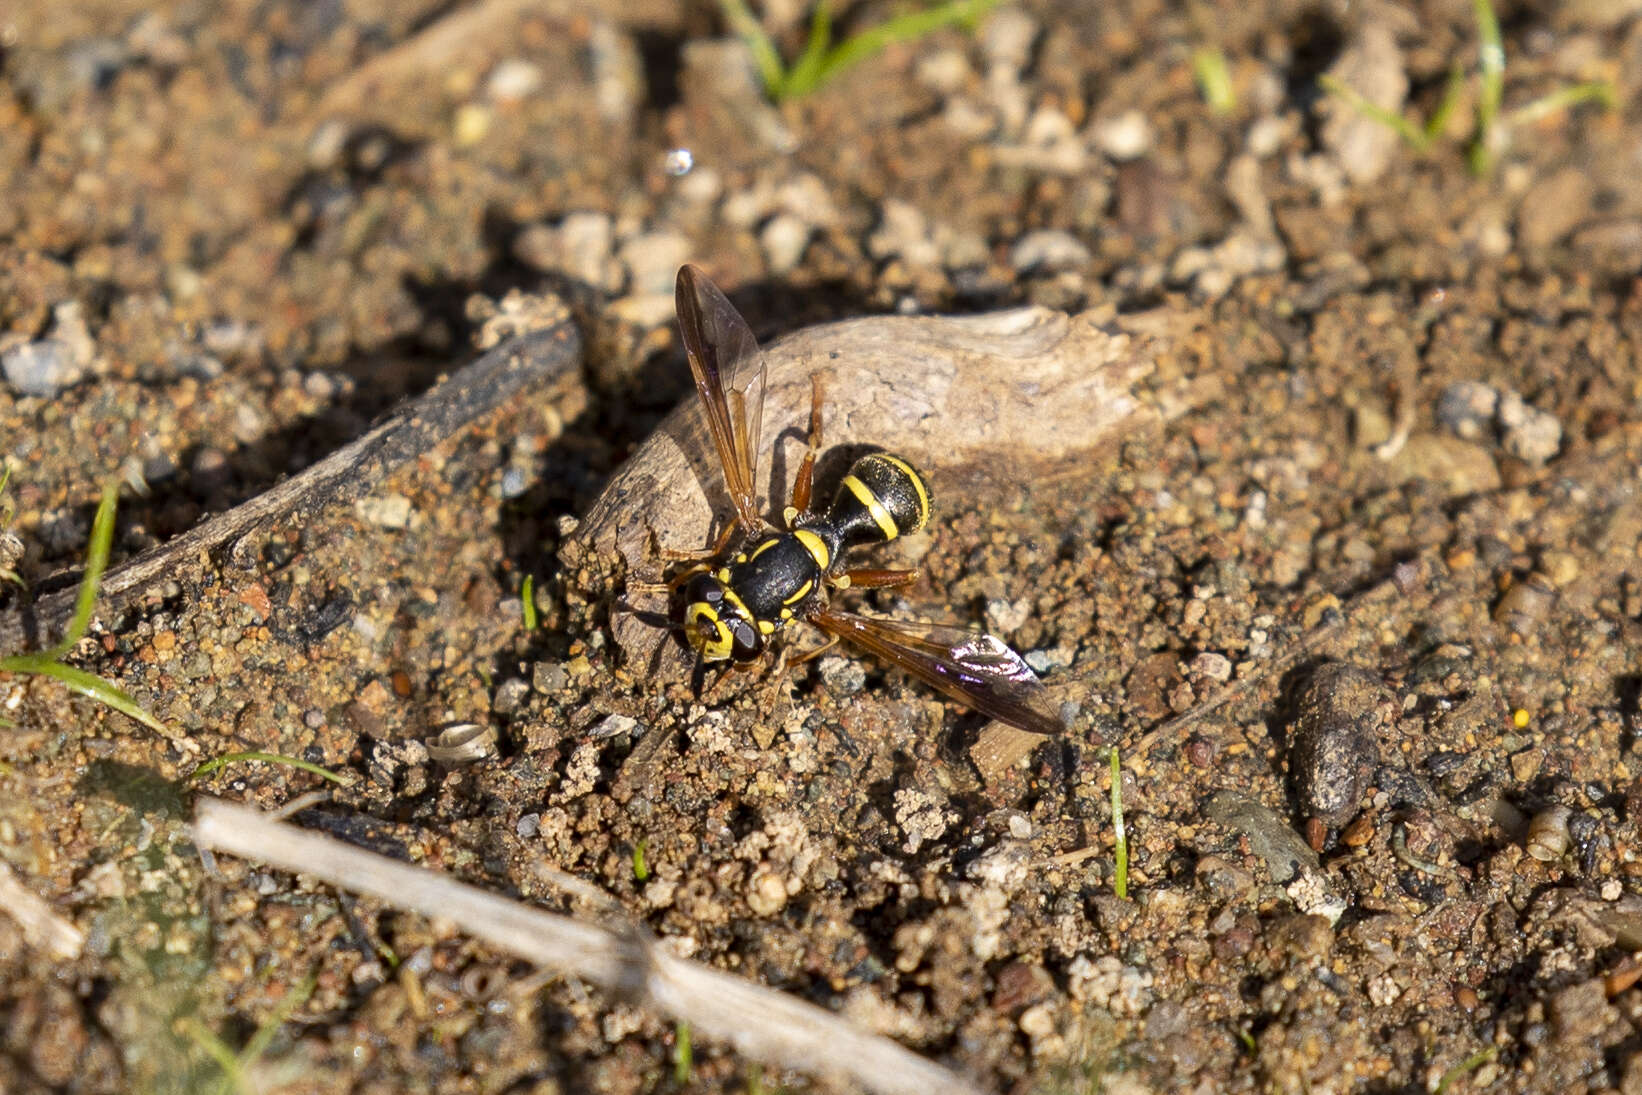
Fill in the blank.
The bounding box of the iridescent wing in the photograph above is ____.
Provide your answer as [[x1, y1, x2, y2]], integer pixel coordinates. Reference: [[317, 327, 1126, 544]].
[[812, 609, 1067, 736], [675, 264, 768, 535]]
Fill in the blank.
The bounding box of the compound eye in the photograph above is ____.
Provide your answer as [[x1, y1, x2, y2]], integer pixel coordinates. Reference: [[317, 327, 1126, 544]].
[[682, 574, 718, 604], [728, 617, 762, 660]]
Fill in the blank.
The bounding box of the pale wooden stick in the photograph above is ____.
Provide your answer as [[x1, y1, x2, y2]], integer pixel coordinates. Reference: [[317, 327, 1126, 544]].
[[0, 860, 84, 961], [192, 798, 986, 1095], [0, 317, 579, 657]]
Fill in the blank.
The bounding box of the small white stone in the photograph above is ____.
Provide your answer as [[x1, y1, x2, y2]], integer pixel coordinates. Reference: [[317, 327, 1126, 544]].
[[761, 213, 811, 274], [485, 58, 543, 103], [1019, 1003, 1056, 1037], [746, 869, 788, 916], [356, 493, 412, 530], [1091, 109, 1154, 161], [1009, 230, 1090, 274]]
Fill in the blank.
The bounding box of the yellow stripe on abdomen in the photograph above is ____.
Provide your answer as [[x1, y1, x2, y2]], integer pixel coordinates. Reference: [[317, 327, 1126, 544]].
[[878, 455, 930, 530], [842, 475, 899, 540]]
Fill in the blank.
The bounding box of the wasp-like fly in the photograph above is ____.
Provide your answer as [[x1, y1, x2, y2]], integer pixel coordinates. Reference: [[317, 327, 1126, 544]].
[[661, 264, 1065, 737]]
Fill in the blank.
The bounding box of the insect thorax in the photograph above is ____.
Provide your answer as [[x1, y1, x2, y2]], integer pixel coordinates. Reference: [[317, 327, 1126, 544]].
[[722, 529, 832, 629]]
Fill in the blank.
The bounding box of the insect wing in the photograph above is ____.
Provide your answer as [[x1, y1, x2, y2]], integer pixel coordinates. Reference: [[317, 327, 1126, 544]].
[[676, 264, 767, 534], [814, 609, 1067, 736]]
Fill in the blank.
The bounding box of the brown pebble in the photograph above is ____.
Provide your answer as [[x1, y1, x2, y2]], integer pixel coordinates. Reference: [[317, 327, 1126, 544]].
[[1305, 815, 1328, 853], [1604, 957, 1642, 998], [992, 961, 1055, 1014], [1267, 914, 1335, 961], [1340, 812, 1376, 847], [1213, 925, 1255, 959], [1494, 573, 1557, 638], [1454, 984, 1480, 1010], [1288, 663, 1395, 833], [237, 582, 273, 620], [1184, 736, 1216, 767]]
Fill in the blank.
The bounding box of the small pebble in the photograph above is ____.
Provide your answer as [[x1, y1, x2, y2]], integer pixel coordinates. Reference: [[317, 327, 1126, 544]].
[[589, 713, 640, 740], [499, 466, 531, 499], [760, 213, 811, 275], [190, 448, 232, 495], [867, 200, 938, 267], [1184, 736, 1216, 768], [1318, 25, 1407, 185], [1009, 229, 1091, 274], [485, 58, 543, 103], [1189, 651, 1234, 683], [531, 661, 569, 693], [514, 212, 622, 292], [175, 348, 225, 380], [1288, 663, 1394, 831], [356, 493, 412, 530], [1495, 391, 1562, 465], [1494, 573, 1557, 637], [618, 230, 692, 298], [1438, 380, 1504, 439], [817, 655, 865, 696], [452, 103, 490, 146], [2, 339, 85, 398], [746, 869, 788, 916], [492, 677, 531, 716], [980, 7, 1038, 73], [1018, 1003, 1056, 1038], [1091, 110, 1154, 161], [663, 148, 694, 176]]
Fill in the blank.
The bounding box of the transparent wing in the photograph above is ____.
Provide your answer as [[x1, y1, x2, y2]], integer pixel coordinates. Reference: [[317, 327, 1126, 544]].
[[676, 264, 767, 535], [812, 609, 1067, 736]]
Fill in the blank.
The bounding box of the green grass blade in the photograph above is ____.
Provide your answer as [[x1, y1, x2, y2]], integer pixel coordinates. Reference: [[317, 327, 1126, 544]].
[[238, 972, 317, 1069], [1507, 80, 1616, 128], [43, 480, 119, 661], [808, 0, 1001, 96], [1318, 74, 1431, 152], [188, 751, 351, 786], [520, 574, 538, 631], [782, 1, 835, 99], [1191, 45, 1237, 116], [717, 0, 790, 99], [1110, 747, 1128, 899], [179, 1019, 242, 1095], [1424, 61, 1466, 143], [674, 1021, 693, 1083], [1473, 0, 1504, 133], [0, 656, 170, 735], [1435, 1045, 1498, 1094]]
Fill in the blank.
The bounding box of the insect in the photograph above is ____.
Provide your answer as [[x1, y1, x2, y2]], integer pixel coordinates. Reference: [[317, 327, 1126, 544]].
[[659, 264, 1065, 737]]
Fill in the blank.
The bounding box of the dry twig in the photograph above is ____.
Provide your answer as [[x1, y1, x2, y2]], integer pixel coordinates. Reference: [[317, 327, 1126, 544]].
[[192, 797, 987, 1095], [0, 860, 84, 961], [0, 310, 580, 657]]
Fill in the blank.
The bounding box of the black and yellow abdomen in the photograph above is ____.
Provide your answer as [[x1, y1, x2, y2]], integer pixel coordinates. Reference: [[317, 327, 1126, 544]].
[[822, 453, 931, 549]]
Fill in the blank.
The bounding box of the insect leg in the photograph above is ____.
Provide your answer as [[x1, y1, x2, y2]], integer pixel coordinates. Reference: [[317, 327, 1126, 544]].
[[784, 373, 826, 526], [658, 520, 740, 564], [785, 633, 841, 667], [830, 567, 920, 591]]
